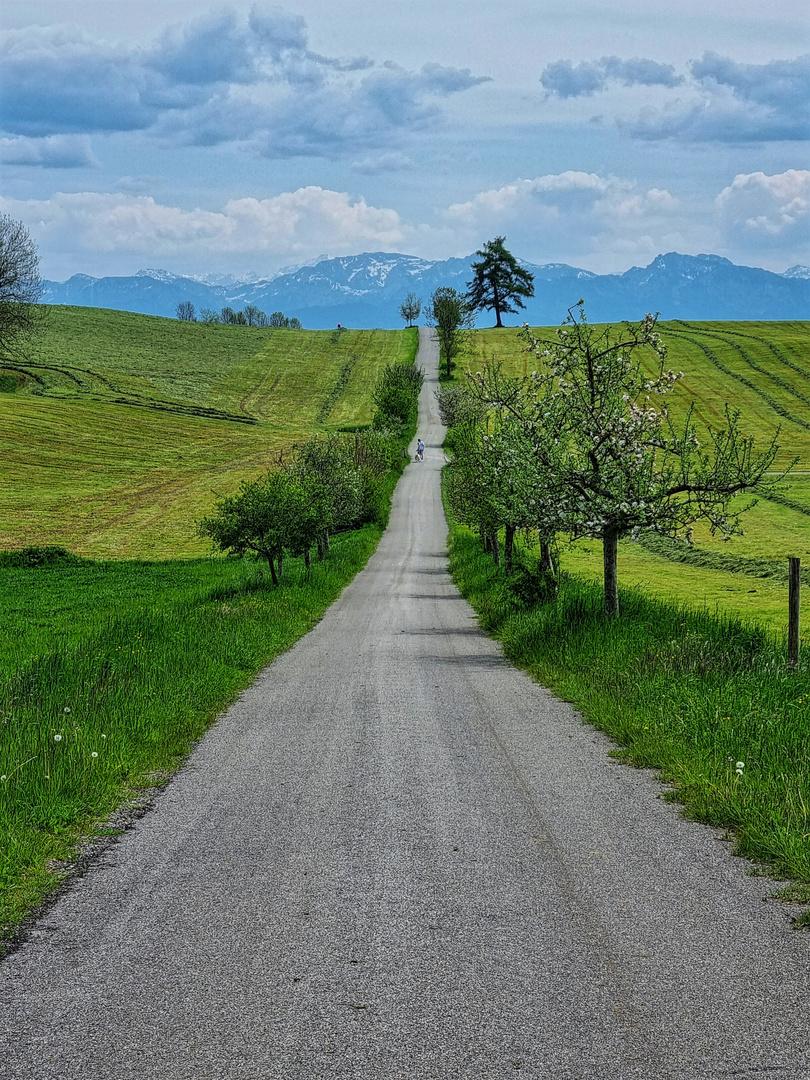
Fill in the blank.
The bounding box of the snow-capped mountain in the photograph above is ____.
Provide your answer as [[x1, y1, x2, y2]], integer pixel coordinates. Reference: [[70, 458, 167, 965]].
[[41, 251, 810, 328]]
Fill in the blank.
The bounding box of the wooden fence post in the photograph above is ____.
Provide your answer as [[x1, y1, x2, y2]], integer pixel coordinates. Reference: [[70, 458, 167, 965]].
[[788, 557, 801, 669]]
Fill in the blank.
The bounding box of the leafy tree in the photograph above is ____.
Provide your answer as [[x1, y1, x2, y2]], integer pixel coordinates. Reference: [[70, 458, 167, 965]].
[[466, 236, 534, 328], [371, 361, 425, 432], [220, 306, 237, 324], [198, 470, 307, 585], [268, 311, 298, 328], [475, 303, 786, 614], [398, 292, 422, 327], [425, 286, 472, 379], [0, 213, 45, 360], [293, 434, 364, 559], [456, 368, 564, 575], [176, 300, 196, 321], [243, 304, 266, 326]]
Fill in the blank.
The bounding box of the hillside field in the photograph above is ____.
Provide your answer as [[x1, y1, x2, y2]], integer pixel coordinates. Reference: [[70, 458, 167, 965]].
[[0, 307, 416, 558], [0, 308, 419, 939], [461, 320, 810, 633]]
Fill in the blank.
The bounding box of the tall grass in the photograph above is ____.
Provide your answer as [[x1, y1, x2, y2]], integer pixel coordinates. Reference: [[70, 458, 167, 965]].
[[448, 523, 810, 923], [0, 530, 382, 942]]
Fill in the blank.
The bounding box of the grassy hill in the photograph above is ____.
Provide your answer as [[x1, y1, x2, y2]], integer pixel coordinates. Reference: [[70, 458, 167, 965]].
[[0, 308, 418, 941], [0, 307, 415, 558], [460, 319, 810, 632]]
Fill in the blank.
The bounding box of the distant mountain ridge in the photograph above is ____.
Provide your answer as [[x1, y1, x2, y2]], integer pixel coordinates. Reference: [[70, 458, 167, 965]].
[[42, 252, 810, 328]]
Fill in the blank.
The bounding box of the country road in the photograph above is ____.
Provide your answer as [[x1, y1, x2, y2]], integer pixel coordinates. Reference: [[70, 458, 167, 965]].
[[2, 327, 809, 1079]]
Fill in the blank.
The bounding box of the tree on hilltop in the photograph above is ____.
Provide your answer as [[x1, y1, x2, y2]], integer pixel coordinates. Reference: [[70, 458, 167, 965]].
[[398, 292, 422, 327], [466, 236, 534, 328], [176, 300, 196, 321]]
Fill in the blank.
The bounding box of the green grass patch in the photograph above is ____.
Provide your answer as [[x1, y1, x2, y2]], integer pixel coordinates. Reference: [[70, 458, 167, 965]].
[[448, 520, 810, 923], [0, 519, 384, 946], [2, 309, 414, 559]]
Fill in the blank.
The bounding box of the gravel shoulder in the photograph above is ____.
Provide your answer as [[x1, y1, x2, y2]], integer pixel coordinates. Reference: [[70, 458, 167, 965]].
[[1, 327, 808, 1079]]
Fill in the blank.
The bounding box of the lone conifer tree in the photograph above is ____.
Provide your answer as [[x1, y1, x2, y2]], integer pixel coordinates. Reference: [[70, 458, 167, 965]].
[[466, 236, 534, 328]]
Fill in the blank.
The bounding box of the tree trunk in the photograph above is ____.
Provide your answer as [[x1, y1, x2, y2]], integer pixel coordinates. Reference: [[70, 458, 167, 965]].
[[504, 524, 515, 575], [490, 528, 500, 566], [540, 540, 555, 576], [603, 528, 619, 615], [323, 529, 330, 552], [304, 548, 311, 570], [267, 553, 279, 586], [317, 534, 325, 561]]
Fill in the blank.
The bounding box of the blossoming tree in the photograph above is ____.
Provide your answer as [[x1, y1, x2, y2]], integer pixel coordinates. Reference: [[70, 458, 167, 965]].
[[473, 302, 785, 614]]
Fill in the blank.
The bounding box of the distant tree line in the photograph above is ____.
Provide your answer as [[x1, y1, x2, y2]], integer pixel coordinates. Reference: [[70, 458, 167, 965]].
[[198, 361, 423, 584], [176, 301, 301, 328]]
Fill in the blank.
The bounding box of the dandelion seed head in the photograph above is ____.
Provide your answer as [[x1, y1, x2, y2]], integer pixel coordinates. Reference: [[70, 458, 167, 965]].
[[91, 752, 98, 759], [53, 734, 62, 742]]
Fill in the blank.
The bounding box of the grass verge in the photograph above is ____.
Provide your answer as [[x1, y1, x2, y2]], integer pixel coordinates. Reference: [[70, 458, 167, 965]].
[[0, 529, 382, 947], [447, 520, 810, 925]]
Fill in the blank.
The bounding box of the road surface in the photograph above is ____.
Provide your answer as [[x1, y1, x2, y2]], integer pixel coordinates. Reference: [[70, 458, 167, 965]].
[[2, 328, 809, 1078]]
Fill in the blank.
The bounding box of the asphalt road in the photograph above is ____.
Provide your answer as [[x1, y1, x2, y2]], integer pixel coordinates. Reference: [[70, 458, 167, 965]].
[[2, 328, 809, 1079]]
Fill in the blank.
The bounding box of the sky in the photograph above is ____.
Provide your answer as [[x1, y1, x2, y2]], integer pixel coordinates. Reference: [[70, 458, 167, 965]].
[[1, 0, 808, 281]]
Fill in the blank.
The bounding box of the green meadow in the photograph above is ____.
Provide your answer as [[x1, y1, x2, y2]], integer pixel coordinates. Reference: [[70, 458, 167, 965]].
[[461, 320, 810, 633], [0, 308, 417, 942], [1, 307, 414, 558]]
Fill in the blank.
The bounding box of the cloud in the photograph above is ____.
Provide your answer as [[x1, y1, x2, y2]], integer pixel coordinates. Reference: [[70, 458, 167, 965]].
[[0, 134, 97, 168], [0, 187, 408, 273], [442, 172, 688, 264], [540, 49, 809, 143], [624, 53, 810, 142], [0, 8, 488, 158], [541, 56, 683, 98], [6, 170, 803, 279], [716, 170, 810, 241], [350, 152, 416, 174]]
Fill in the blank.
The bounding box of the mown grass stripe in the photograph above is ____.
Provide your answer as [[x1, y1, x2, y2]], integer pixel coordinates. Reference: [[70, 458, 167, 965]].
[[666, 328, 810, 432]]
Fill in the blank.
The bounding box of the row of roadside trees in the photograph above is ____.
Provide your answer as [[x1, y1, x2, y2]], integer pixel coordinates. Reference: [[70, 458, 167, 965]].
[[440, 302, 787, 615], [198, 360, 423, 582]]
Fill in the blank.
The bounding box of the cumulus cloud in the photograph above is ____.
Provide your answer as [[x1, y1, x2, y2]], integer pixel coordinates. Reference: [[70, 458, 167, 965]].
[[0, 8, 488, 158], [717, 170, 810, 240], [0, 134, 97, 168], [7, 169, 804, 278], [0, 188, 408, 273], [442, 172, 690, 266], [541, 56, 683, 98]]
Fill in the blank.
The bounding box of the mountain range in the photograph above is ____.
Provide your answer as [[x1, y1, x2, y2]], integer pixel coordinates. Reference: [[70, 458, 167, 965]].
[[42, 252, 810, 328]]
